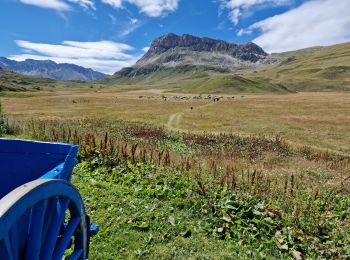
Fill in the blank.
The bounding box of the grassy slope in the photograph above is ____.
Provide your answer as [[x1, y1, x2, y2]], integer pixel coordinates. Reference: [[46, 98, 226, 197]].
[[249, 42, 350, 91], [171, 74, 292, 94], [105, 65, 291, 94], [0, 68, 88, 92]]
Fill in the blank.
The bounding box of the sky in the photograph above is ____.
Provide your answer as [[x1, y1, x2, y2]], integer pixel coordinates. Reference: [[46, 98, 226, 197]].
[[1, 0, 350, 74]]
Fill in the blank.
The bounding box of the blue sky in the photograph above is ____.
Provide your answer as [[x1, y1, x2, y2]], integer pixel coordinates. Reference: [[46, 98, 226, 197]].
[[1, 0, 350, 74]]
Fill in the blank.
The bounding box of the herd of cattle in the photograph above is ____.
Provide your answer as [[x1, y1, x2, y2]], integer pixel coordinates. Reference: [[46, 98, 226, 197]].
[[138, 95, 240, 102]]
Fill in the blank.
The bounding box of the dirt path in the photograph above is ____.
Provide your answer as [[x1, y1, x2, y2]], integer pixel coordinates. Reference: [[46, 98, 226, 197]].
[[166, 101, 217, 130], [167, 112, 183, 130]]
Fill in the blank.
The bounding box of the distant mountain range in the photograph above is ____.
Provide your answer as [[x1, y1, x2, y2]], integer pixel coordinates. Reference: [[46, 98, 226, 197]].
[[111, 34, 277, 80], [0, 58, 107, 82]]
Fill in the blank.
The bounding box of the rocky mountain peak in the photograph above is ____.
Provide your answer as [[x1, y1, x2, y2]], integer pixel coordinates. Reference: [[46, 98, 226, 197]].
[[139, 33, 268, 64]]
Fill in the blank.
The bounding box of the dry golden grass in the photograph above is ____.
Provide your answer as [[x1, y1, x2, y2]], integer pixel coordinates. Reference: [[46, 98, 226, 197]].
[[181, 93, 350, 153], [2, 89, 350, 153]]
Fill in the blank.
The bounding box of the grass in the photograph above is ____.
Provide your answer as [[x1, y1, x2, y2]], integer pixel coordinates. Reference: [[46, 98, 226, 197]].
[[11, 117, 350, 259], [0, 68, 94, 92], [250, 42, 350, 92], [102, 64, 291, 94], [169, 75, 292, 94], [3, 90, 350, 153]]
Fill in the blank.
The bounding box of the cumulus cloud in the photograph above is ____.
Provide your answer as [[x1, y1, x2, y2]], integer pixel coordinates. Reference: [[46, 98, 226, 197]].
[[250, 0, 350, 53], [11, 40, 141, 74], [103, 0, 180, 17], [221, 0, 292, 25]]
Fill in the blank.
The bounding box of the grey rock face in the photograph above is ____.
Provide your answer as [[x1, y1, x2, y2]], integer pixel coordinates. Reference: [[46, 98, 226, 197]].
[[138, 34, 268, 64], [0, 57, 107, 82], [112, 34, 274, 80]]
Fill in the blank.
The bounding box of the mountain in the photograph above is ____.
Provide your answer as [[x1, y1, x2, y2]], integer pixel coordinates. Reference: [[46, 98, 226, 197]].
[[109, 34, 277, 81], [0, 58, 107, 82], [106, 34, 350, 93], [103, 33, 289, 94], [139, 33, 270, 65]]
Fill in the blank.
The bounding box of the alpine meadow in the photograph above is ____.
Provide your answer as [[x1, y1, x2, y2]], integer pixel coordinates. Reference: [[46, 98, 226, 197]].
[[0, 0, 350, 259]]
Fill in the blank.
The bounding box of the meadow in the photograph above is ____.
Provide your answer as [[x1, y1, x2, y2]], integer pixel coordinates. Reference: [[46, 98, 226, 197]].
[[2, 89, 350, 153], [1, 89, 350, 258]]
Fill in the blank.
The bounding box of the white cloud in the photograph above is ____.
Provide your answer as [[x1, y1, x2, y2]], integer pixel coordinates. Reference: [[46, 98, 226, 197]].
[[102, 0, 179, 17], [101, 0, 123, 8], [228, 8, 241, 25], [237, 28, 252, 37], [221, 0, 292, 25], [142, 46, 150, 52], [225, 0, 292, 9], [127, 0, 179, 17], [130, 18, 138, 24], [20, 0, 95, 11], [19, 0, 71, 11], [20, 0, 180, 17], [250, 0, 350, 53], [11, 40, 141, 74], [68, 0, 95, 10], [120, 18, 141, 36]]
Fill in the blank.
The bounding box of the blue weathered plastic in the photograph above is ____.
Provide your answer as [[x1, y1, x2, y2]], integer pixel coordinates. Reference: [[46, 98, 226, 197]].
[[0, 138, 78, 199]]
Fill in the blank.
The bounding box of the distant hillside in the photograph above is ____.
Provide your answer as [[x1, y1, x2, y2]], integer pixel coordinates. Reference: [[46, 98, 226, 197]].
[[105, 64, 291, 94], [0, 58, 107, 82], [0, 67, 85, 92], [168, 74, 293, 94], [251, 42, 350, 92]]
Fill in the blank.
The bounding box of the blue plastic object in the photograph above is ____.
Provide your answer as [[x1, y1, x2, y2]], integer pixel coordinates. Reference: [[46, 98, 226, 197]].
[[0, 138, 97, 260]]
